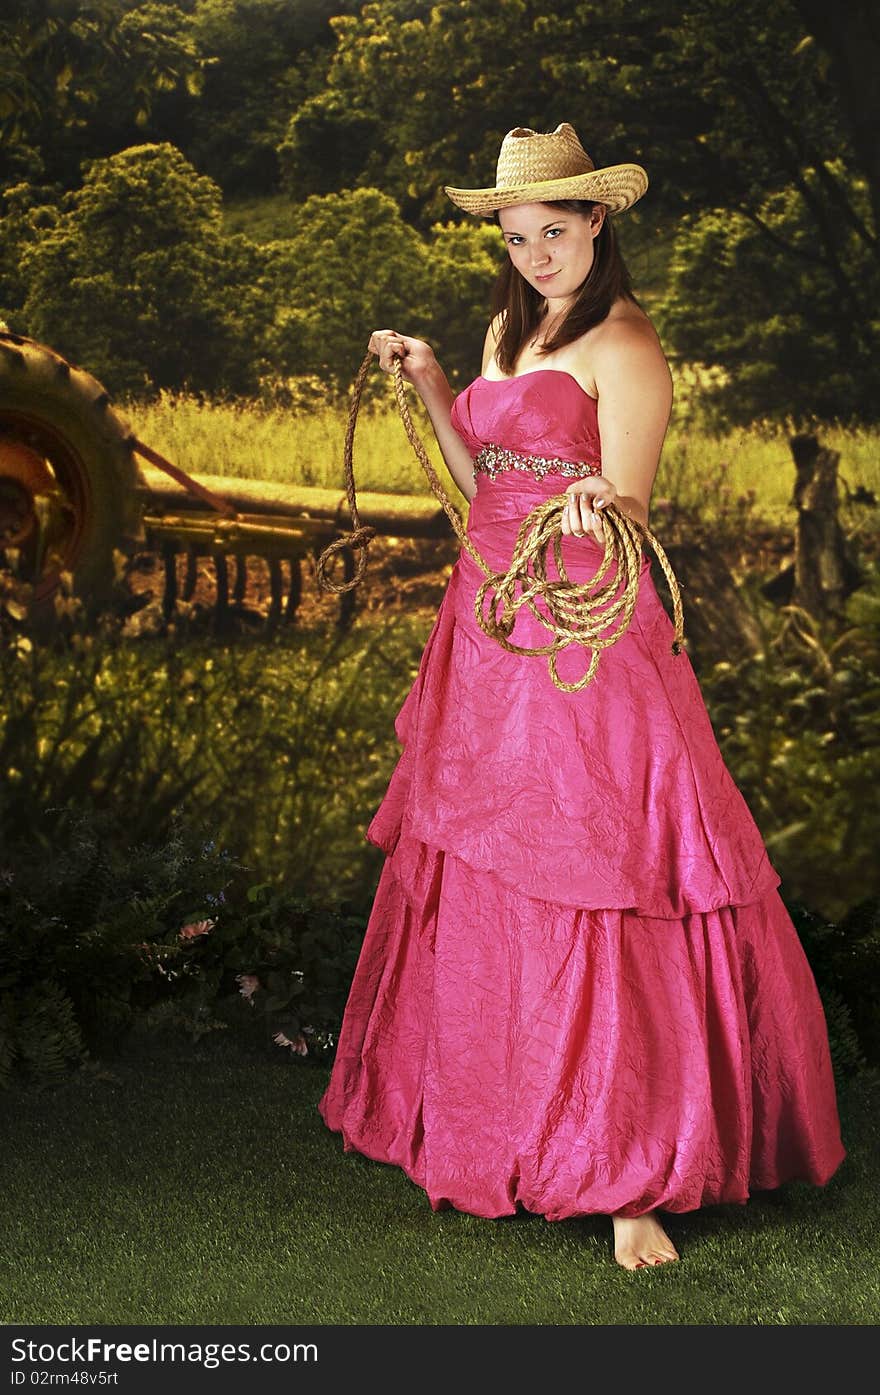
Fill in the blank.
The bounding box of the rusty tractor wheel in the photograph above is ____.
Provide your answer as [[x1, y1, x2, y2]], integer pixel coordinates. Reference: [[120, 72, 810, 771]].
[[0, 330, 142, 619]]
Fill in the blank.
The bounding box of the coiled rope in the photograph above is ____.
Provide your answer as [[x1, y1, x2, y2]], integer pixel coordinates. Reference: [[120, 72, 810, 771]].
[[316, 351, 685, 692]]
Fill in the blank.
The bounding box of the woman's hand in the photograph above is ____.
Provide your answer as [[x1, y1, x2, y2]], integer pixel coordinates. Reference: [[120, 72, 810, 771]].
[[560, 476, 619, 545], [368, 330, 438, 390]]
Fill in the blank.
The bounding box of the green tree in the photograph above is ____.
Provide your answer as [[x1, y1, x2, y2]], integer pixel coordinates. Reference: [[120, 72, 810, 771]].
[[0, 182, 61, 325], [262, 185, 432, 389], [790, 0, 880, 243], [655, 164, 880, 425], [181, 0, 363, 195], [419, 220, 506, 385], [20, 143, 267, 395], [260, 188, 511, 393], [8, 169, 504, 397], [276, 0, 880, 423], [0, 1, 208, 189], [278, 0, 561, 225], [278, 0, 878, 241]]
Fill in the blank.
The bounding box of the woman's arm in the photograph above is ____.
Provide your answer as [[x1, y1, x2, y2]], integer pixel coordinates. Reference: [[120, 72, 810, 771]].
[[413, 361, 479, 504], [556, 316, 674, 545], [592, 320, 673, 532], [368, 328, 483, 503]]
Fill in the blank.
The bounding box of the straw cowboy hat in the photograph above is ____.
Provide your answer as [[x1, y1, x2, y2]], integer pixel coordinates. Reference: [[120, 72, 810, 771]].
[[444, 123, 648, 216]]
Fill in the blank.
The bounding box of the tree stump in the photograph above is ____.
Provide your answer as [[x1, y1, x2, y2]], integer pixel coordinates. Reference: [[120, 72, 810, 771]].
[[790, 433, 861, 620]]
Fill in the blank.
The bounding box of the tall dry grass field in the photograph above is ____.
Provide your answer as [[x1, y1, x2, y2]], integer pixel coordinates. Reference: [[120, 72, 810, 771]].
[[125, 389, 880, 530]]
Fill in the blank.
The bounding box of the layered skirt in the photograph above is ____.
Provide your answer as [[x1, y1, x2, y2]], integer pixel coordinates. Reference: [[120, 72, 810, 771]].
[[318, 473, 846, 1216]]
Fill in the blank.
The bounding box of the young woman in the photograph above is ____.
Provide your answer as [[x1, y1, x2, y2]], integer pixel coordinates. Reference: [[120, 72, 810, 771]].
[[318, 124, 846, 1271]]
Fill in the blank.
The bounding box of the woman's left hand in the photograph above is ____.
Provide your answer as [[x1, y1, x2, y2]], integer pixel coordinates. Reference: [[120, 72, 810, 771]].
[[560, 476, 619, 544]]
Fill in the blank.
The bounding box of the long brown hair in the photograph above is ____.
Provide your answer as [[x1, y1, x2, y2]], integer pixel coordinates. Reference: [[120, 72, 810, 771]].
[[489, 200, 639, 375]]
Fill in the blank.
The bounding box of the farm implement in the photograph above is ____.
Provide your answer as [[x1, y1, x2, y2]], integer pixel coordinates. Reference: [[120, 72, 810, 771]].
[[0, 330, 451, 633]]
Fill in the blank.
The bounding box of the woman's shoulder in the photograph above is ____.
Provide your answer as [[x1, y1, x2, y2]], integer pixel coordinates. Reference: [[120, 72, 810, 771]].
[[578, 300, 670, 390], [592, 298, 662, 352]]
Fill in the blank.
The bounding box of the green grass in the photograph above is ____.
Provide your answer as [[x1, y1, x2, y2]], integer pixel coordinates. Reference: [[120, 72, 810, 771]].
[[1, 1030, 876, 1325]]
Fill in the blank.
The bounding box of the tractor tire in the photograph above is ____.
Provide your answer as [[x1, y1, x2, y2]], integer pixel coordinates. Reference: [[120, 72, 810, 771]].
[[0, 330, 143, 613]]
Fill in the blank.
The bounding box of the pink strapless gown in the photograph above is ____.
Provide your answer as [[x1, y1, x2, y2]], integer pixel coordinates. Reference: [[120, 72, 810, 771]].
[[317, 369, 846, 1219]]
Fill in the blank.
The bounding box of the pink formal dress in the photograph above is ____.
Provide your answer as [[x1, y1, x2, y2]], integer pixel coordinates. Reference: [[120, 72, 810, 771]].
[[317, 368, 846, 1219]]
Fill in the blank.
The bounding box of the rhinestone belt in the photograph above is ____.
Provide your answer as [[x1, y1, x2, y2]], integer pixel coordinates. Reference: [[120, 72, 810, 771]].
[[473, 442, 602, 483]]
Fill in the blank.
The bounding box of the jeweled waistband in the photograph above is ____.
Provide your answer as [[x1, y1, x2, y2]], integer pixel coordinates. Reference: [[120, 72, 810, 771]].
[[473, 442, 602, 482]]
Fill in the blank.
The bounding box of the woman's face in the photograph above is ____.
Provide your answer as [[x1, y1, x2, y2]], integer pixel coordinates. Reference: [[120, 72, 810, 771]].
[[497, 202, 605, 303]]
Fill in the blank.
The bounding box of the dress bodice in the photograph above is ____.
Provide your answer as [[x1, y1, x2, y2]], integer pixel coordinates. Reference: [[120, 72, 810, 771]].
[[451, 369, 602, 474]]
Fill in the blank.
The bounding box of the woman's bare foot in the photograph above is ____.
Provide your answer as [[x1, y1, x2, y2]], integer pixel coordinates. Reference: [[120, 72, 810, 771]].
[[611, 1210, 680, 1270]]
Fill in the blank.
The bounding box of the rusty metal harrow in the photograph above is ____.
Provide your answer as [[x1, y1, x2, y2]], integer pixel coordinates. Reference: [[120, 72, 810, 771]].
[[0, 331, 450, 634]]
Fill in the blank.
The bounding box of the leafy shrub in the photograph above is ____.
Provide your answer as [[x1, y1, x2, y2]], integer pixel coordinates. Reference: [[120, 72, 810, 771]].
[[784, 899, 878, 1081], [167, 879, 366, 1064], [0, 563, 423, 906], [18, 144, 269, 396], [0, 803, 243, 1088], [702, 571, 880, 922], [0, 793, 372, 1087]]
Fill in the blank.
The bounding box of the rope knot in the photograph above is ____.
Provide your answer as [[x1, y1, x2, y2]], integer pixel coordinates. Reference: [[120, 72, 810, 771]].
[[315, 524, 376, 594]]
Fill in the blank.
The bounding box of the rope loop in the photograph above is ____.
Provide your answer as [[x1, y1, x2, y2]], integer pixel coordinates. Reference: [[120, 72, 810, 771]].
[[317, 351, 685, 690], [313, 525, 376, 593]]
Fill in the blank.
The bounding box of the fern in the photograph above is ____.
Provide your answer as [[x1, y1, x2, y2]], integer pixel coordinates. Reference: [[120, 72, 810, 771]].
[[13, 981, 87, 1087], [819, 985, 868, 1084], [0, 803, 247, 1087]]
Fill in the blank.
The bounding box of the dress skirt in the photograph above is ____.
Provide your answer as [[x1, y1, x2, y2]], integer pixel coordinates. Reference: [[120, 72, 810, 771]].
[[318, 467, 846, 1218]]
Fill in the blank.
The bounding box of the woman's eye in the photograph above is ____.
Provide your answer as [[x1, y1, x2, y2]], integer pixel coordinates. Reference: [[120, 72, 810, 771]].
[[507, 229, 563, 245]]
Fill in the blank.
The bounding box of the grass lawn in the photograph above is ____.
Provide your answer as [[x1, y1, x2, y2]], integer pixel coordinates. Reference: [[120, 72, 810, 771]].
[[1, 1029, 877, 1326]]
